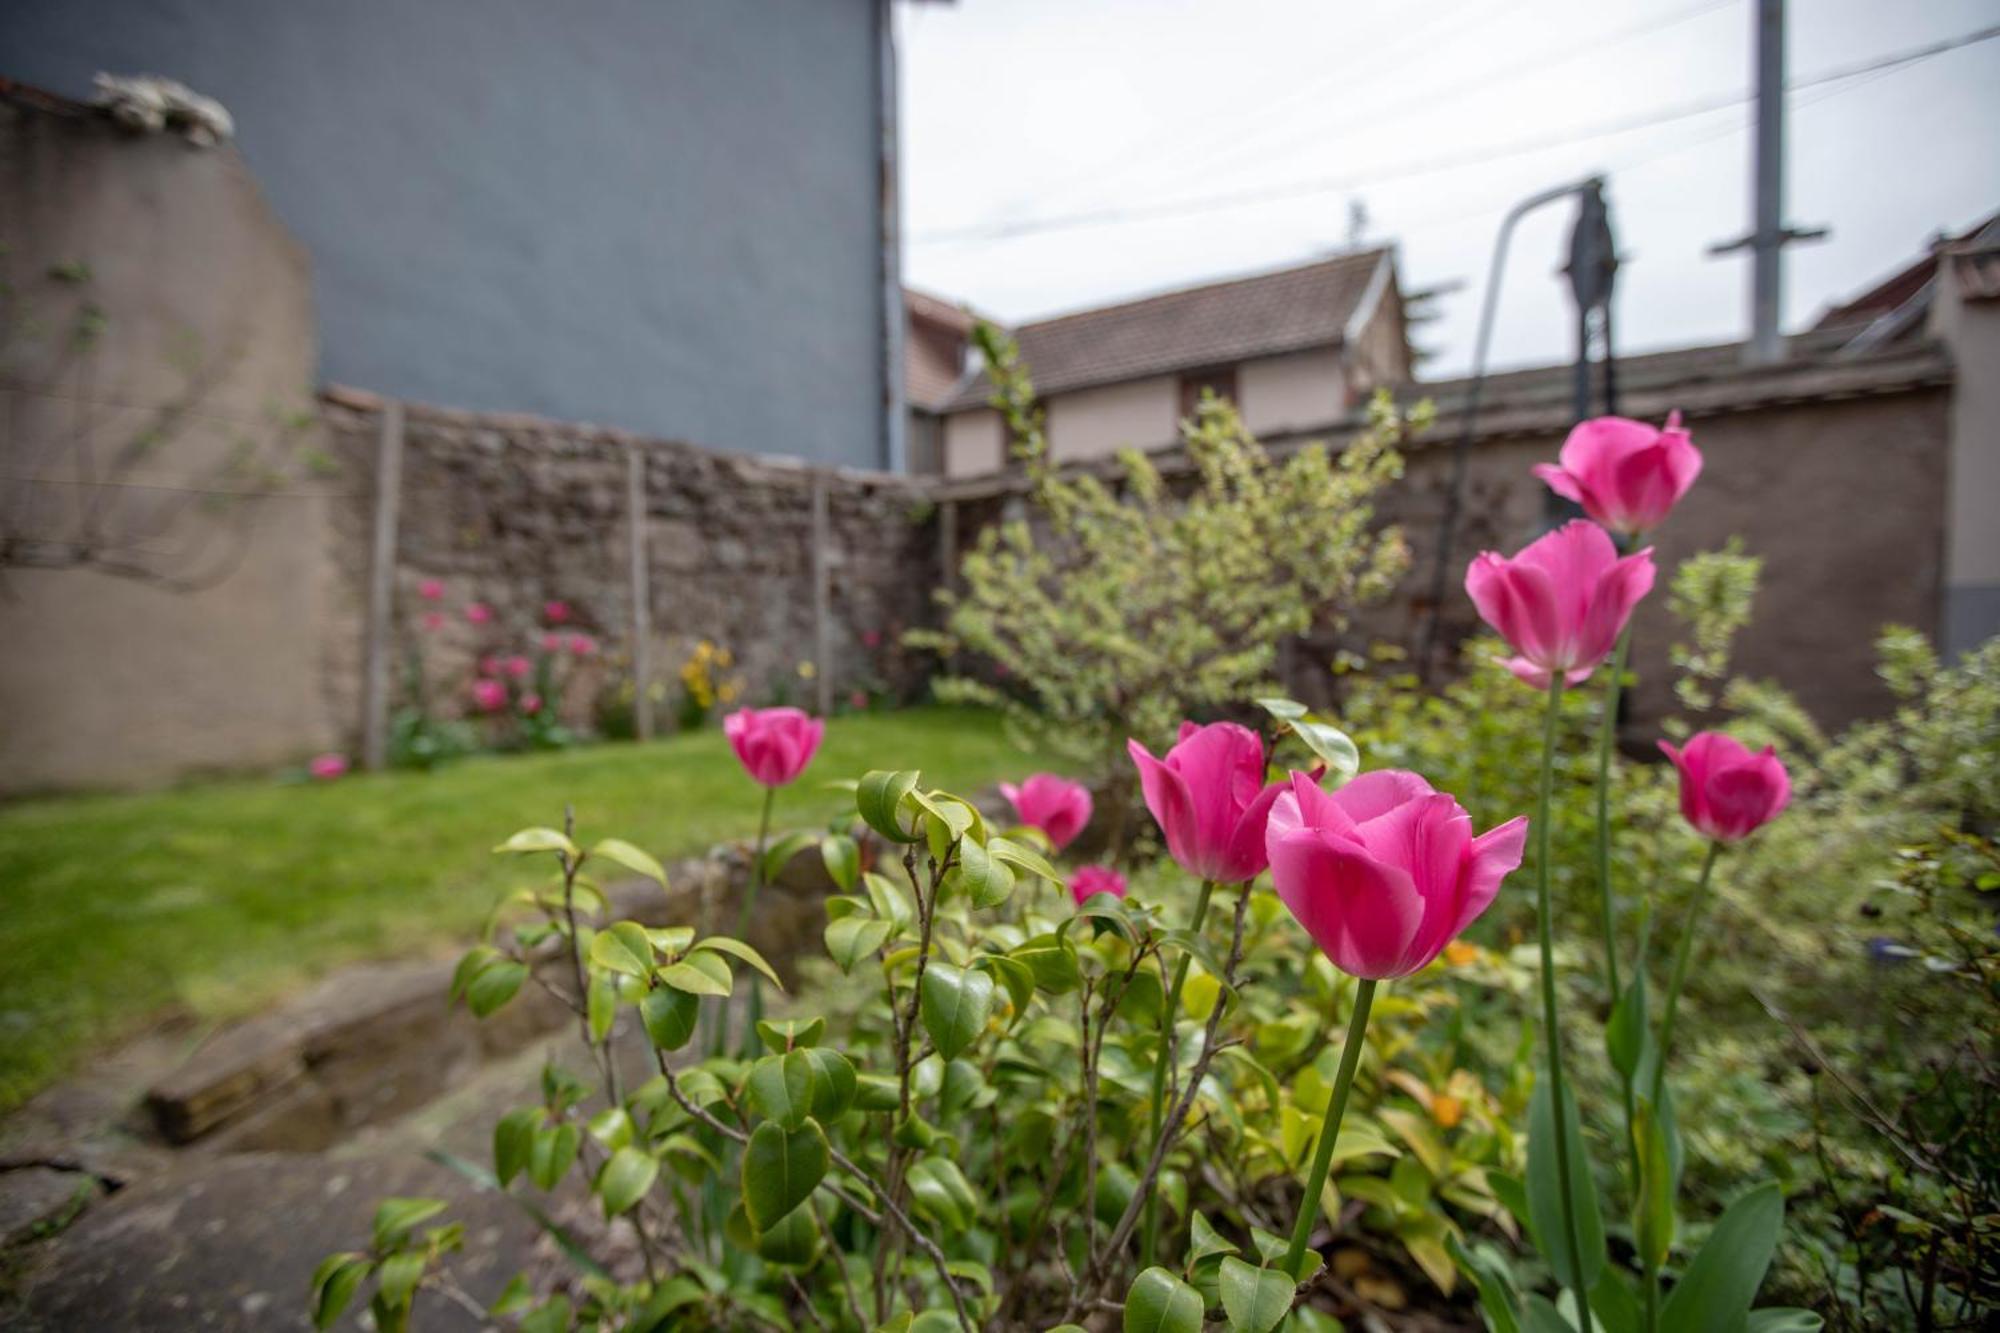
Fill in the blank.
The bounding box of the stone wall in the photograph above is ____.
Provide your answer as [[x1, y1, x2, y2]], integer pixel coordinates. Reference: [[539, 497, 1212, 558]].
[[318, 391, 940, 742]]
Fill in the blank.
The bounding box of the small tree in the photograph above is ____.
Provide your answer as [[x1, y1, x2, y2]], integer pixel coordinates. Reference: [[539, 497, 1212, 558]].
[[915, 324, 1414, 841]]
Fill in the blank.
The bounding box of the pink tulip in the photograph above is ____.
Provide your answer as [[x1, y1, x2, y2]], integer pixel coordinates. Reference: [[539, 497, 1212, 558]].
[[1534, 412, 1702, 536], [308, 752, 349, 781], [418, 579, 445, 602], [567, 634, 596, 657], [1128, 722, 1287, 884], [544, 600, 571, 624], [520, 691, 543, 715], [505, 655, 532, 679], [724, 706, 825, 787], [421, 611, 446, 633], [541, 632, 563, 653], [999, 773, 1094, 851], [1266, 770, 1528, 980], [1069, 864, 1128, 906], [1659, 731, 1790, 842], [1465, 519, 1655, 690], [465, 602, 492, 625], [862, 629, 883, 649], [478, 654, 501, 678], [471, 679, 507, 713]]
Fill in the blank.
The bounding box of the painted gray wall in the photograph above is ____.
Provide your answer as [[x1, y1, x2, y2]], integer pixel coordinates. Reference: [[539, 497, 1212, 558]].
[[1, 0, 890, 468]]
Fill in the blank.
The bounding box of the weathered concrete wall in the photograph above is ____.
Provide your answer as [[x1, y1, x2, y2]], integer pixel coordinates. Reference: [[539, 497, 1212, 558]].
[[0, 96, 340, 794], [0, 0, 893, 469], [1240, 347, 1346, 438], [1933, 281, 2000, 655], [318, 392, 941, 739]]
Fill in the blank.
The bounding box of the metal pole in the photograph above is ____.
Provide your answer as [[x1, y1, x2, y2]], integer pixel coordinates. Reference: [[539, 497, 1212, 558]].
[[1749, 0, 1786, 364], [359, 399, 405, 770], [877, 0, 908, 472], [1417, 177, 1597, 683], [626, 443, 653, 742]]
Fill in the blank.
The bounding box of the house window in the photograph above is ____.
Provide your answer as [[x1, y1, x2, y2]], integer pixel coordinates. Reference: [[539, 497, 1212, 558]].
[[1178, 365, 1239, 418]]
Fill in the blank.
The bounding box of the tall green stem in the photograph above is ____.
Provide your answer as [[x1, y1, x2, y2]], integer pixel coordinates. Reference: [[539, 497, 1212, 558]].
[[1140, 877, 1215, 1266], [1651, 840, 1721, 1105], [1593, 629, 1631, 1002], [1536, 678, 1594, 1333], [1282, 977, 1377, 1280], [715, 784, 776, 1057]]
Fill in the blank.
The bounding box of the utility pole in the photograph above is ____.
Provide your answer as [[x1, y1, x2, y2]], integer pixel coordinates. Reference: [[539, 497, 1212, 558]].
[[1710, 0, 1825, 364]]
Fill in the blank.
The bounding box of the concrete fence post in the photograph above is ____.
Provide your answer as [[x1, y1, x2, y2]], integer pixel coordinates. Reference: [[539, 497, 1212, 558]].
[[810, 471, 832, 717], [626, 442, 654, 742], [359, 398, 405, 770]]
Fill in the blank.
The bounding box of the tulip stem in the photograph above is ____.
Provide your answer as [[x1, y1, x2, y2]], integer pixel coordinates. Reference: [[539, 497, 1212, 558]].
[[1141, 877, 1215, 1267], [717, 784, 777, 1058], [1594, 629, 1631, 1002], [1283, 976, 1377, 1282], [1651, 840, 1721, 1106], [1536, 678, 1594, 1333]]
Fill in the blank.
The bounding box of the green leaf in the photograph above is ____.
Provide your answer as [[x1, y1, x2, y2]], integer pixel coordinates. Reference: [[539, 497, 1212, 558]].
[[949, 835, 1015, 909], [1011, 932, 1082, 994], [741, 1120, 830, 1231], [521, 1295, 572, 1333], [1254, 696, 1310, 721], [372, 1198, 446, 1250], [586, 971, 617, 1043], [854, 1073, 900, 1112], [920, 963, 995, 1061], [1124, 1265, 1205, 1333], [747, 1051, 819, 1130], [493, 827, 578, 858], [589, 921, 656, 978], [311, 1255, 371, 1330], [862, 871, 915, 929], [1660, 1183, 1785, 1333], [1218, 1257, 1294, 1333], [821, 834, 861, 891], [465, 959, 527, 1018], [376, 1250, 426, 1311], [1606, 973, 1648, 1081], [1189, 1210, 1240, 1264], [591, 838, 667, 887], [762, 829, 819, 882], [692, 936, 783, 989], [658, 950, 733, 997], [1447, 1235, 1522, 1333], [857, 769, 924, 842], [754, 1201, 822, 1266], [529, 1123, 580, 1191], [1286, 718, 1361, 784], [801, 1046, 858, 1120], [585, 1106, 634, 1152], [1744, 1311, 1823, 1332], [986, 835, 1064, 887], [1526, 1078, 1606, 1292], [596, 1145, 659, 1217], [756, 1016, 827, 1052], [494, 1108, 539, 1186], [908, 1155, 980, 1232], [640, 985, 700, 1051], [826, 914, 894, 972], [1632, 1097, 1677, 1272], [974, 952, 1037, 1022]]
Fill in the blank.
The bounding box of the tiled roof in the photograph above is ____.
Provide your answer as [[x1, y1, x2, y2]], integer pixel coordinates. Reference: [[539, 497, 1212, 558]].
[[942, 248, 1392, 411]]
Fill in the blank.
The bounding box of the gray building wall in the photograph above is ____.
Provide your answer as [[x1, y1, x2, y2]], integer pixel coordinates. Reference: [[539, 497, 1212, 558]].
[[1, 0, 892, 469]]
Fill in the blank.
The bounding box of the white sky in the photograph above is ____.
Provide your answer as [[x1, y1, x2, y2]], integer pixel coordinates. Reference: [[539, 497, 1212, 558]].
[[896, 0, 2000, 378]]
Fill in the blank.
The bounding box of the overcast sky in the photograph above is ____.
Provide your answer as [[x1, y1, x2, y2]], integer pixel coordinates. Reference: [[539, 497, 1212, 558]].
[[896, 0, 2000, 378]]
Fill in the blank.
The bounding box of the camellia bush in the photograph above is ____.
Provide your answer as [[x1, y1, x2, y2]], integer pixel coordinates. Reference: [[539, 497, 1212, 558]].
[[314, 413, 1839, 1332]]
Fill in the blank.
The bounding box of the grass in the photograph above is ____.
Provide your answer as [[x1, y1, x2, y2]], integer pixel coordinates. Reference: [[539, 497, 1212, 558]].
[[0, 706, 1043, 1113]]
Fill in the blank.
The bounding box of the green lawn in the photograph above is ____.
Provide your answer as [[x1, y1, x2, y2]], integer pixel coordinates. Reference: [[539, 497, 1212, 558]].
[[0, 707, 1039, 1112]]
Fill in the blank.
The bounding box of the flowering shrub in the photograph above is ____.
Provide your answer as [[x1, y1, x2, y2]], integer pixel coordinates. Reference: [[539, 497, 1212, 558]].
[[314, 410, 1878, 1331], [912, 325, 1412, 853]]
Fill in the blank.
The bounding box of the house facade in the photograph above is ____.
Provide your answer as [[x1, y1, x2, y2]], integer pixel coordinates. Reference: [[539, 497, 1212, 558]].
[[0, 0, 905, 470], [934, 248, 1409, 475]]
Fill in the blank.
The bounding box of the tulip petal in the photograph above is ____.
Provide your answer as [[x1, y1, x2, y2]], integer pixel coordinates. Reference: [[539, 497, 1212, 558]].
[[1130, 739, 1201, 873], [1331, 770, 1436, 825], [1577, 547, 1656, 669], [1270, 829, 1423, 980], [1532, 462, 1587, 507], [1452, 815, 1528, 942]]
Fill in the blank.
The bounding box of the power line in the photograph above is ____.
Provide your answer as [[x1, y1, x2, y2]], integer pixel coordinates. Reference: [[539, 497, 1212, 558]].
[[913, 21, 2000, 247]]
